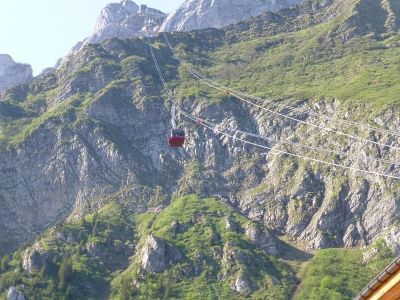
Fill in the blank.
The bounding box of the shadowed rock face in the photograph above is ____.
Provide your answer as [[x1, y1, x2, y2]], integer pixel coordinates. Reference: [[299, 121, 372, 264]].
[[0, 55, 32, 93], [160, 0, 305, 32]]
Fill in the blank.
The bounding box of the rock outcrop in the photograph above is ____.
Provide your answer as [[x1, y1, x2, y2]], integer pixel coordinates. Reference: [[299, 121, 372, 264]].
[[7, 287, 25, 300], [140, 235, 182, 273], [22, 244, 48, 274], [384, 225, 400, 254], [87, 242, 103, 258], [245, 223, 280, 256], [69, 0, 166, 55], [0, 54, 32, 93], [225, 216, 240, 232], [232, 272, 253, 294], [160, 0, 305, 32]]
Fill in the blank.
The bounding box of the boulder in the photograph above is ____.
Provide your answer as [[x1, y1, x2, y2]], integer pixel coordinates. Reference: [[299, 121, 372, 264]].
[[363, 247, 378, 264], [385, 226, 400, 254]]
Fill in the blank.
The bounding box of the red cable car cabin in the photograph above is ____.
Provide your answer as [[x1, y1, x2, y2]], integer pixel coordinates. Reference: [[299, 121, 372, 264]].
[[169, 128, 185, 147]]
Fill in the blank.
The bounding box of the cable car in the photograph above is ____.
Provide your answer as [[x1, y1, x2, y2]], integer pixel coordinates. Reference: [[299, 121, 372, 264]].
[[169, 128, 185, 147]]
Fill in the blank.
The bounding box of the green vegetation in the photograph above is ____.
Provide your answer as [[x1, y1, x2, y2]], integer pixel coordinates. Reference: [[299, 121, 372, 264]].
[[0, 196, 298, 299], [0, 195, 396, 299], [0, 0, 399, 299], [168, 0, 400, 117], [295, 244, 395, 300], [111, 195, 296, 299], [175, 29, 400, 117], [0, 203, 135, 299]]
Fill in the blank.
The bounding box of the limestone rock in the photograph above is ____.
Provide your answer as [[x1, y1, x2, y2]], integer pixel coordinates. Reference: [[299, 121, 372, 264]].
[[22, 244, 48, 273], [384, 226, 400, 254], [343, 224, 362, 248], [222, 243, 252, 276], [363, 247, 378, 264], [56, 230, 77, 243], [7, 287, 25, 300], [0, 54, 32, 92], [87, 242, 103, 258], [140, 235, 182, 273], [245, 223, 279, 256], [66, 0, 166, 58], [232, 272, 253, 294], [160, 0, 305, 32], [225, 216, 240, 232]]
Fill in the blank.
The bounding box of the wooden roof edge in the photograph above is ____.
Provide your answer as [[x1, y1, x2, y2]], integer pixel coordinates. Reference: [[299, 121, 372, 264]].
[[354, 255, 400, 300]]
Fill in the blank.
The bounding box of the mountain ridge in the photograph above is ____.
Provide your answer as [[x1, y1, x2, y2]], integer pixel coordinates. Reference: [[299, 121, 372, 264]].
[[0, 0, 400, 298], [160, 0, 306, 32], [1, 0, 399, 255]]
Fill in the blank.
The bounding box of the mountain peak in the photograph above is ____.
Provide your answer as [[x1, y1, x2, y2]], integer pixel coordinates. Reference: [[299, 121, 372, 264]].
[[66, 0, 166, 58], [0, 54, 32, 93], [160, 0, 306, 32], [0, 54, 14, 67], [120, 0, 139, 14], [94, 0, 140, 34]]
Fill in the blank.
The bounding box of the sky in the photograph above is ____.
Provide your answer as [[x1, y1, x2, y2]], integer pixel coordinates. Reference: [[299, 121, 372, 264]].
[[0, 0, 182, 75]]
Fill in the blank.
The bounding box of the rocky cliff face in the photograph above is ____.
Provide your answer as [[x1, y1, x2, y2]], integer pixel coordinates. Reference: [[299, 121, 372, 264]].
[[160, 0, 305, 32], [69, 0, 166, 55], [0, 55, 32, 93], [0, 0, 400, 298], [0, 0, 399, 262]]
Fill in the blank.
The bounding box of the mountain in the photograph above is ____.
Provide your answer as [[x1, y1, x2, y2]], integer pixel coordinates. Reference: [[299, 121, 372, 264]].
[[160, 0, 306, 32], [0, 0, 400, 298], [0, 196, 395, 299], [68, 0, 166, 55], [0, 55, 32, 93]]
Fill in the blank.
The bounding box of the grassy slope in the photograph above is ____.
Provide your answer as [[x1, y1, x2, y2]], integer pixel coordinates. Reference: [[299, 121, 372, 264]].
[[0, 195, 396, 300], [174, 26, 400, 116], [294, 245, 395, 299], [168, 0, 400, 117], [110, 195, 297, 300]]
